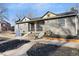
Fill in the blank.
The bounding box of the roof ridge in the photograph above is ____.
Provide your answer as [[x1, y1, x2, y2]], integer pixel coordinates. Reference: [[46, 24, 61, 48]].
[[41, 11, 57, 18]]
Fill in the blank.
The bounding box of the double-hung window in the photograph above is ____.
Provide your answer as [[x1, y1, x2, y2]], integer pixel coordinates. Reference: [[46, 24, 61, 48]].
[[58, 18, 65, 26]]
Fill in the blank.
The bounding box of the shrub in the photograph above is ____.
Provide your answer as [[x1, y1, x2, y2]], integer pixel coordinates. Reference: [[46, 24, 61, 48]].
[[44, 30, 52, 37], [21, 31, 26, 36], [65, 35, 74, 39], [53, 34, 61, 38], [21, 33, 25, 36]]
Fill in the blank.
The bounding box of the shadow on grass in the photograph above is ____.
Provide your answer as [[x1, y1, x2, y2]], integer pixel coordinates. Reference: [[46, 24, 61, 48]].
[[27, 42, 79, 56], [0, 39, 30, 53], [27, 43, 61, 56]]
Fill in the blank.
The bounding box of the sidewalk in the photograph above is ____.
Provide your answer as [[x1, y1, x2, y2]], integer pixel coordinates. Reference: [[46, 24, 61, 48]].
[[2, 41, 37, 56]]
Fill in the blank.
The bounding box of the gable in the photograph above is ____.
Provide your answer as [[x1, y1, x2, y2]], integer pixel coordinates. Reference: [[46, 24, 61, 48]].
[[42, 11, 57, 19], [21, 17, 30, 22]]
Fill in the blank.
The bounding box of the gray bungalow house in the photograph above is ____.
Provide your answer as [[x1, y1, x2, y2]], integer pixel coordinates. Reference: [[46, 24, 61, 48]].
[[15, 10, 79, 36]]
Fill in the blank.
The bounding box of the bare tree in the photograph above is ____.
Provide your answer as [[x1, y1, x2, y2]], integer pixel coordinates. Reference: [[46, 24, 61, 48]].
[[26, 12, 34, 18], [0, 4, 9, 21]]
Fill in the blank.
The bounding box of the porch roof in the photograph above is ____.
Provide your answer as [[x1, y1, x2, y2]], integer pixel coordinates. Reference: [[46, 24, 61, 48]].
[[16, 10, 78, 24]]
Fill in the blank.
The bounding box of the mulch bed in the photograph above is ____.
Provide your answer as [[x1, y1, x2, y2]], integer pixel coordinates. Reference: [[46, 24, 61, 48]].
[[0, 39, 30, 53], [44, 37, 79, 43], [27, 43, 79, 56]]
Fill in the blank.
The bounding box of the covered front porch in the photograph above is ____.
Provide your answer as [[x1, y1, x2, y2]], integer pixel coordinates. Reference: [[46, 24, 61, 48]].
[[28, 21, 44, 33]]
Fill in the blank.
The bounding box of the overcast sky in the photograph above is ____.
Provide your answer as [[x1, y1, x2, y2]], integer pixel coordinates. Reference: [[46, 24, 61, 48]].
[[0, 3, 78, 26]]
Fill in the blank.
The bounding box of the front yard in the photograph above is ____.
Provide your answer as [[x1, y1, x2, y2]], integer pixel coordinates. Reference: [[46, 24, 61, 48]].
[[0, 36, 79, 56]]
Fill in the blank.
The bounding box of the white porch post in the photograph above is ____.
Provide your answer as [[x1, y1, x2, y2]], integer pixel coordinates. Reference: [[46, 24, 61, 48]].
[[65, 18, 67, 28], [0, 23, 2, 32], [17, 24, 21, 36], [75, 17, 78, 35], [29, 23, 31, 31], [34, 22, 37, 33]]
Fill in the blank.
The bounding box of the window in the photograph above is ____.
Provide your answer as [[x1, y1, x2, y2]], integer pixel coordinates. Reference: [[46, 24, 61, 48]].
[[67, 17, 75, 23], [58, 18, 65, 26], [77, 30, 79, 35], [2, 23, 6, 27]]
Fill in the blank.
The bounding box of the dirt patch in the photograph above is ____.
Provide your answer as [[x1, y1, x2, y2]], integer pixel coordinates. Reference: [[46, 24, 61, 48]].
[[0, 37, 10, 42], [27, 43, 79, 56]]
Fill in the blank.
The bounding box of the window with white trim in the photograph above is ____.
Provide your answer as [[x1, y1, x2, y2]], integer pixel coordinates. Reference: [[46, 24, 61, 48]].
[[58, 18, 65, 26]]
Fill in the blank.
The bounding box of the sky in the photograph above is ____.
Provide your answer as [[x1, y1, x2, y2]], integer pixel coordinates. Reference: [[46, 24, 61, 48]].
[[0, 3, 78, 26]]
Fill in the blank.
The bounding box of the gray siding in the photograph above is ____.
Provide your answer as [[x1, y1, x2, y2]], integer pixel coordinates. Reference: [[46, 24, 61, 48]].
[[65, 17, 76, 35], [15, 16, 79, 36], [44, 16, 78, 36], [15, 23, 28, 36]]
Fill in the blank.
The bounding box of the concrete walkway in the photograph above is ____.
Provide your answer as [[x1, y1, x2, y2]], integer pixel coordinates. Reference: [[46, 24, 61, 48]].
[[2, 41, 37, 56]]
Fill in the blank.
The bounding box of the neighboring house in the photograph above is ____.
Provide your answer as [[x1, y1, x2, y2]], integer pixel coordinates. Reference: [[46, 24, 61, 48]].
[[15, 10, 79, 36], [0, 19, 11, 32]]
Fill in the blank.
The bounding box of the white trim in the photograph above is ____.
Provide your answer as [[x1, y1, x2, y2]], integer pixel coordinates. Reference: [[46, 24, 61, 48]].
[[75, 16, 78, 35], [0, 23, 2, 32], [34, 22, 37, 32], [65, 18, 67, 28], [17, 24, 21, 36]]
